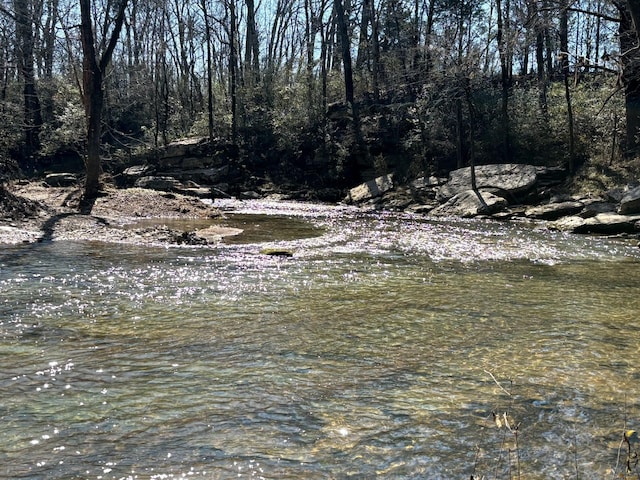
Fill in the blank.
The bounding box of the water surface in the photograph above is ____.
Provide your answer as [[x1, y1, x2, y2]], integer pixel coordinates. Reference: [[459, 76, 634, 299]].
[[1, 199, 640, 479]]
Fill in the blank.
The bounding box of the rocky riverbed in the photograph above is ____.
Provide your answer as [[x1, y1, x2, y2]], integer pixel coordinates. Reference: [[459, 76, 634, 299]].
[[3, 161, 640, 247]]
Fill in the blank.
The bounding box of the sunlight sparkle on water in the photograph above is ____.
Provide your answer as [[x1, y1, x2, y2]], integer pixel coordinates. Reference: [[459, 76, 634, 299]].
[[1, 202, 640, 479]]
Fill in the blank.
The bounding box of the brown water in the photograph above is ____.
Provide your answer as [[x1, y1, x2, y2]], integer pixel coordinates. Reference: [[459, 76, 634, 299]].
[[1, 199, 640, 479]]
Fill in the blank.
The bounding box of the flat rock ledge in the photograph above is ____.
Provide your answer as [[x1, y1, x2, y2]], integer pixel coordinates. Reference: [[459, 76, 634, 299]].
[[550, 213, 640, 234]]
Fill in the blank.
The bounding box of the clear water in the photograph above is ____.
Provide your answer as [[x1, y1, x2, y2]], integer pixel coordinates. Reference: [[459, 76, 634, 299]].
[[2, 199, 640, 479]]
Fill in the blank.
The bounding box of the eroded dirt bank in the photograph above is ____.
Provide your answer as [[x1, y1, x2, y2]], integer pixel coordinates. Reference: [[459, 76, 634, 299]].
[[0, 181, 233, 246]]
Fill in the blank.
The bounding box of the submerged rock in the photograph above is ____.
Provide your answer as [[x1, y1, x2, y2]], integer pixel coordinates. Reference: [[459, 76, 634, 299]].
[[195, 226, 243, 243], [261, 248, 294, 257]]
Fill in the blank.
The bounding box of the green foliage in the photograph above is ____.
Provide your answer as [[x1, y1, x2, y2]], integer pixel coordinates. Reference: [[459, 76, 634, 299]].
[[0, 96, 24, 161], [40, 80, 85, 157]]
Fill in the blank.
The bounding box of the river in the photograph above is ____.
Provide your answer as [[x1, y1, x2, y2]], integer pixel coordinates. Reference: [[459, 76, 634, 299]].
[[1, 199, 640, 479]]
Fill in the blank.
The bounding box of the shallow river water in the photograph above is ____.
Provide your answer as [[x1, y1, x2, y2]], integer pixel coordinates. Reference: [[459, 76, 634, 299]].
[[2, 199, 640, 479]]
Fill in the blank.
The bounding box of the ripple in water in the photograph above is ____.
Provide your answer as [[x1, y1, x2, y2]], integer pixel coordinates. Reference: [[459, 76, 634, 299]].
[[1, 201, 640, 478]]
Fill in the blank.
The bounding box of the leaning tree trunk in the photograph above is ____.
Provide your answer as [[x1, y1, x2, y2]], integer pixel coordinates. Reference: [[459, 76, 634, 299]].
[[229, 0, 238, 146]]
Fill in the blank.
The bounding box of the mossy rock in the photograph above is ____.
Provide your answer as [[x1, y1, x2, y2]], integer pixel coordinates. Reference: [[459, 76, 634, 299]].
[[260, 248, 294, 257]]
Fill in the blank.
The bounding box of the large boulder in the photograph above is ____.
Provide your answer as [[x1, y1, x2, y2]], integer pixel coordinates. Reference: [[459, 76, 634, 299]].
[[619, 186, 640, 214], [156, 138, 213, 170], [429, 189, 508, 217], [548, 215, 587, 233], [437, 164, 538, 201], [346, 174, 394, 203]]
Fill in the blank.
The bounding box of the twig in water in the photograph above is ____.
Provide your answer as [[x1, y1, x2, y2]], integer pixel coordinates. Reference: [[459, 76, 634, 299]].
[[484, 370, 512, 397]]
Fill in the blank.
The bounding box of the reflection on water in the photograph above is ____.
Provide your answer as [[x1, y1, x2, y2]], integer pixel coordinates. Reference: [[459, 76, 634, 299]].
[[1, 200, 640, 479]]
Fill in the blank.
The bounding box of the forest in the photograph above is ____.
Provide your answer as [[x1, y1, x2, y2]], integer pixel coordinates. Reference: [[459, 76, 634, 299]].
[[0, 0, 639, 197]]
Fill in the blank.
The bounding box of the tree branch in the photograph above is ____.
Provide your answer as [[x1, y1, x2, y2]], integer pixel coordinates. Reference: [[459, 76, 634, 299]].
[[100, 0, 128, 72], [567, 7, 620, 23]]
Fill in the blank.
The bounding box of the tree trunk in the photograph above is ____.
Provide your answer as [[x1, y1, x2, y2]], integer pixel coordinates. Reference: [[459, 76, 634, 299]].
[[333, 0, 354, 105], [455, 98, 465, 169], [15, 0, 42, 161], [79, 0, 128, 198], [370, 1, 380, 101], [543, 0, 553, 76], [356, 0, 371, 70], [304, 0, 316, 123], [244, 0, 260, 83], [496, 0, 511, 162], [424, 0, 435, 74], [85, 76, 104, 196], [619, 2, 640, 154], [334, 0, 367, 182], [229, 0, 238, 146], [201, 0, 215, 139], [560, 4, 576, 171], [533, 1, 547, 115]]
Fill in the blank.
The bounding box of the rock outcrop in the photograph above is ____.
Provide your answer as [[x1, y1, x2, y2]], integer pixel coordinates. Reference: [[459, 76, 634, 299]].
[[346, 163, 640, 236]]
